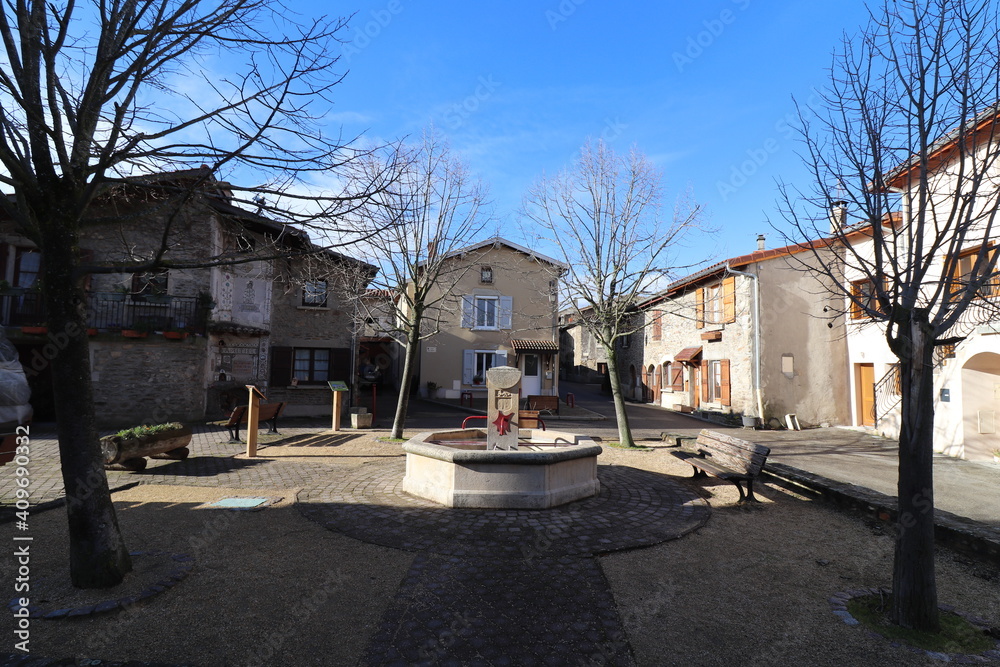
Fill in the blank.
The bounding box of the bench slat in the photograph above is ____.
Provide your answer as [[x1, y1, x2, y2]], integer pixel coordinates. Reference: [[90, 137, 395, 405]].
[[671, 429, 770, 503]]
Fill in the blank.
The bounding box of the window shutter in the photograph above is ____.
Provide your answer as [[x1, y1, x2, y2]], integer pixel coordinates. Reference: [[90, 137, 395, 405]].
[[496, 350, 508, 366], [463, 349, 475, 385], [270, 347, 294, 387], [670, 363, 684, 391], [723, 276, 736, 323], [695, 288, 705, 329], [331, 347, 351, 381], [652, 310, 662, 340], [498, 295, 513, 329], [720, 359, 731, 406], [461, 295, 474, 328], [700, 359, 709, 402]]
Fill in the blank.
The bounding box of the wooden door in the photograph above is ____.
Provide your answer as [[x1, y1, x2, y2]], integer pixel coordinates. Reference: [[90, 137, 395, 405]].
[[857, 363, 875, 427]]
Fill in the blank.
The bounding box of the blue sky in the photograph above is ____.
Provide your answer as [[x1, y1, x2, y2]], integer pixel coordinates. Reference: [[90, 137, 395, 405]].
[[318, 0, 873, 269]]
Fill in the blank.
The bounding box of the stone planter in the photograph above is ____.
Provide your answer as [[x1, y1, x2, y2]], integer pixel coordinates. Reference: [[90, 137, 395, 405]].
[[102, 423, 192, 471], [351, 409, 372, 429]]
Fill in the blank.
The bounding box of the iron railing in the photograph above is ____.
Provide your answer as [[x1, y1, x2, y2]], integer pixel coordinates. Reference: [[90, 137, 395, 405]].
[[0, 292, 209, 334]]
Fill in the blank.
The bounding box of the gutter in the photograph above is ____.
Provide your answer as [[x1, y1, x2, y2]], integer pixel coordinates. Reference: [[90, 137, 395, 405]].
[[726, 265, 765, 422]]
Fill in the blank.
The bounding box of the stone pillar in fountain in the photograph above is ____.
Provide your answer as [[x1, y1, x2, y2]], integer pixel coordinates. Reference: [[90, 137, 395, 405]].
[[486, 366, 521, 451]]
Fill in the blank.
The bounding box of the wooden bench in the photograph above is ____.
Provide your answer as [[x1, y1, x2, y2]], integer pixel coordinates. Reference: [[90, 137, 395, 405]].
[[670, 429, 770, 503], [526, 395, 559, 414], [214, 402, 285, 443]]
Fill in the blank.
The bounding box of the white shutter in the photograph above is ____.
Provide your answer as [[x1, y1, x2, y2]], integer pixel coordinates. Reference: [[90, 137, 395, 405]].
[[461, 295, 475, 328], [463, 350, 475, 385], [499, 295, 513, 329], [495, 350, 508, 367]]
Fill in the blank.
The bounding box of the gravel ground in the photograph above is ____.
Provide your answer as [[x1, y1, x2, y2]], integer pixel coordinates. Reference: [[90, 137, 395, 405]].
[[2, 434, 998, 666]]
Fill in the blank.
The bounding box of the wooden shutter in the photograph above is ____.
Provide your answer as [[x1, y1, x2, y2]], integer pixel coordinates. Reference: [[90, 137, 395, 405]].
[[720, 359, 731, 406], [461, 295, 475, 327], [700, 359, 709, 402], [722, 276, 736, 323], [695, 288, 705, 329], [652, 310, 662, 340], [498, 296, 513, 329], [670, 363, 684, 391], [463, 349, 475, 385], [495, 350, 508, 366], [270, 347, 294, 387], [331, 347, 351, 381]]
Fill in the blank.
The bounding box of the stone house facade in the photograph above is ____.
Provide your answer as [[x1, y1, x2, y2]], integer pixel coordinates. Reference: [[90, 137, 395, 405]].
[[418, 238, 566, 401], [842, 115, 1000, 463], [1, 171, 371, 425], [558, 308, 609, 385], [630, 241, 850, 427]]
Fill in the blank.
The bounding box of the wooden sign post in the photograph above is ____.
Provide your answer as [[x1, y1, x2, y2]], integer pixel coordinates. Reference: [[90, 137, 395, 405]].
[[328, 381, 349, 432], [245, 385, 267, 458]]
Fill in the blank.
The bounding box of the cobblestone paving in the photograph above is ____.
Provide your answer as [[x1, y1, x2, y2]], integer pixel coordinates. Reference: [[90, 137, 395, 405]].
[[298, 458, 708, 666], [297, 460, 710, 557], [363, 553, 634, 666]]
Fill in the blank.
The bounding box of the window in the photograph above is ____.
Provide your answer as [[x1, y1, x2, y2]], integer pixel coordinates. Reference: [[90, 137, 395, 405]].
[[620, 333, 631, 349], [463, 349, 508, 385], [950, 244, 999, 298], [476, 296, 498, 328], [700, 358, 731, 405], [131, 269, 168, 301], [13, 248, 40, 288], [480, 266, 493, 284], [293, 348, 330, 384], [302, 280, 328, 307], [849, 278, 880, 320], [462, 294, 512, 329], [695, 276, 736, 328], [270, 347, 350, 387]]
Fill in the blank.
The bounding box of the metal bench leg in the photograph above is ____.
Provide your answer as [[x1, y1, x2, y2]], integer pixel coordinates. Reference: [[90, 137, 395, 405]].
[[228, 425, 241, 444], [267, 417, 279, 435], [733, 480, 761, 504], [689, 466, 707, 479]]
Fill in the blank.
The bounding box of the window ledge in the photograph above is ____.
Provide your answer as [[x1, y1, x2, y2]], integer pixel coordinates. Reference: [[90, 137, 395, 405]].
[[283, 385, 329, 390], [297, 306, 330, 311]]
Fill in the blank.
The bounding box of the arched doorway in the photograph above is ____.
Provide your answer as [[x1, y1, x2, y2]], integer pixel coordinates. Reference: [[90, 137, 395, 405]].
[[647, 364, 658, 403], [961, 352, 1000, 461]]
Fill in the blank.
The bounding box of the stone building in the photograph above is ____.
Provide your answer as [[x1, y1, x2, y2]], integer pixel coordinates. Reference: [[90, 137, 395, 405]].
[[631, 239, 849, 427], [1, 170, 372, 425]]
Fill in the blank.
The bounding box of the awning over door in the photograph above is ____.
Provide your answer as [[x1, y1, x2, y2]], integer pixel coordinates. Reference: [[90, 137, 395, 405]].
[[674, 346, 703, 364], [510, 339, 559, 352]]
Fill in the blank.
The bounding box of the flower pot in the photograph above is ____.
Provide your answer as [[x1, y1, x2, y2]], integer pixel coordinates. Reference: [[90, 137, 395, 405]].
[[20, 326, 47, 335], [163, 331, 189, 340], [741, 415, 759, 429], [121, 329, 148, 338], [87, 328, 99, 336]]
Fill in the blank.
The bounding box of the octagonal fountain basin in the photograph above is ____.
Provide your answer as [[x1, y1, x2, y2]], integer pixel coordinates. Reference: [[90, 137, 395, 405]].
[[401, 429, 603, 509]]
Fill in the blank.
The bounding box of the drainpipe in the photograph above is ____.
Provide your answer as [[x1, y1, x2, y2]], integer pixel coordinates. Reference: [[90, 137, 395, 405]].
[[726, 265, 764, 422]]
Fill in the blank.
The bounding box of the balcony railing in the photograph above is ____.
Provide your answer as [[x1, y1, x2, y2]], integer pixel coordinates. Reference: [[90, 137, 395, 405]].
[[0, 292, 209, 334]]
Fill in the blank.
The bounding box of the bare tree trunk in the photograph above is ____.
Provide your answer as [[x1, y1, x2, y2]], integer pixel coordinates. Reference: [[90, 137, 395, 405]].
[[390, 324, 420, 439], [891, 319, 939, 631], [41, 222, 132, 588], [604, 345, 635, 448]]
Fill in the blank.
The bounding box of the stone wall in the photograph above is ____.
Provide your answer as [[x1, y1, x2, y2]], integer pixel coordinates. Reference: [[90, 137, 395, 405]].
[[91, 337, 209, 426]]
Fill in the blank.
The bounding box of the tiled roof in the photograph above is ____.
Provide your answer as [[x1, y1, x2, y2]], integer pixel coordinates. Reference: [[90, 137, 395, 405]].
[[510, 339, 559, 352]]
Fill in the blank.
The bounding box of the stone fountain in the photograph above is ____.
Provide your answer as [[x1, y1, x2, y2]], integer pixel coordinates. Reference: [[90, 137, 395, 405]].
[[401, 366, 602, 509]]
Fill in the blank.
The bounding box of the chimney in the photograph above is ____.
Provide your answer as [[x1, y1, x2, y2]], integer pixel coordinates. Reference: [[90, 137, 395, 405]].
[[756, 234, 766, 251], [427, 241, 438, 261], [829, 201, 848, 234]]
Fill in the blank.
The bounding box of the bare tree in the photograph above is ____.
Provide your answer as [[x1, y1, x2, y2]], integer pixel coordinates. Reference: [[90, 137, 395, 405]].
[[780, 0, 1000, 631], [523, 140, 702, 448], [0, 1, 401, 587], [349, 131, 490, 439]]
